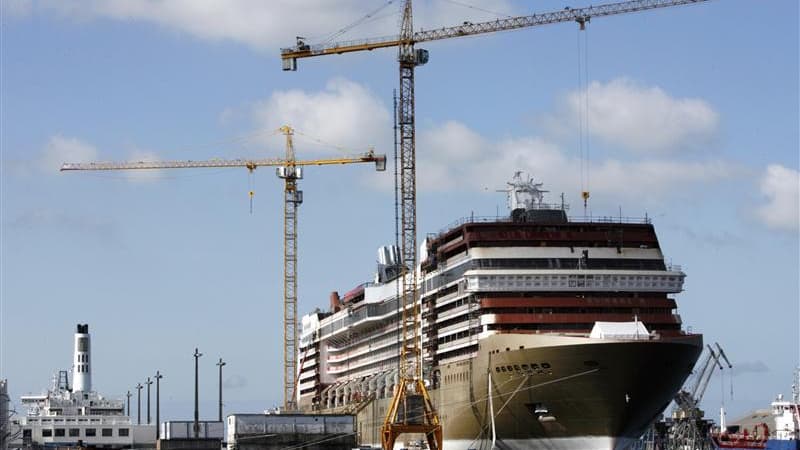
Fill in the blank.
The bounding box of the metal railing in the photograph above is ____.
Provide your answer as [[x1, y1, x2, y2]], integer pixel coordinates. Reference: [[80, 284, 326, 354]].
[[429, 213, 653, 239]]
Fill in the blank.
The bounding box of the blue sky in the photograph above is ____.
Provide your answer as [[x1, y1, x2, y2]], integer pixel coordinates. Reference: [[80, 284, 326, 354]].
[[1, 0, 798, 425]]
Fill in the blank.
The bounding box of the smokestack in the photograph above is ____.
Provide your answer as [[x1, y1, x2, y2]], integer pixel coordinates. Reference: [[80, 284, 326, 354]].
[[330, 292, 341, 313], [72, 324, 91, 392]]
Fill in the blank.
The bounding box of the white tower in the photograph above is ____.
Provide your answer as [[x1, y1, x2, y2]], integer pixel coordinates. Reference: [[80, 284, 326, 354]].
[[72, 324, 91, 392]]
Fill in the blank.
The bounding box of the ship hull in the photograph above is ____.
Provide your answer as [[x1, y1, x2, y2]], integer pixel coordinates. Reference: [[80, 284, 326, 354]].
[[712, 441, 800, 450], [341, 333, 702, 450]]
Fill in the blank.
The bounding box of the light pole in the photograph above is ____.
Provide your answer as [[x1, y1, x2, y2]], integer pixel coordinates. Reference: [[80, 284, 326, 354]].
[[126, 390, 132, 416], [193, 348, 202, 439], [136, 383, 143, 425], [155, 371, 163, 442], [145, 377, 153, 424], [216, 358, 226, 422]]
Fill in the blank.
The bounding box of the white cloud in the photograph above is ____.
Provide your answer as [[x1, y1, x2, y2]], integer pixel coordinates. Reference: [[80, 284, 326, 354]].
[[252, 78, 391, 156], [244, 79, 736, 203], [1, 0, 32, 16], [26, 0, 515, 52], [120, 149, 166, 183], [416, 129, 568, 192], [418, 120, 736, 199], [547, 78, 719, 154], [755, 164, 800, 231], [38, 135, 168, 182], [40, 135, 99, 173], [589, 159, 736, 197]]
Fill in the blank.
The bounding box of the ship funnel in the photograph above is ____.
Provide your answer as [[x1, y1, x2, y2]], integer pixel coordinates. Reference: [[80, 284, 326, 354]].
[[330, 291, 342, 312], [376, 245, 402, 283], [377, 245, 399, 267], [72, 323, 91, 392]]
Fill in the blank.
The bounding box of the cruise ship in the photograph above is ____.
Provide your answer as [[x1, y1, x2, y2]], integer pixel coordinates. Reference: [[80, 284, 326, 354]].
[[296, 172, 703, 450], [9, 324, 155, 449]]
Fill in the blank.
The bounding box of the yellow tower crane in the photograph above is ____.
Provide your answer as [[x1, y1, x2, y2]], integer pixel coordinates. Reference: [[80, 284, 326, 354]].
[[61, 125, 386, 411], [280, 1, 712, 448]]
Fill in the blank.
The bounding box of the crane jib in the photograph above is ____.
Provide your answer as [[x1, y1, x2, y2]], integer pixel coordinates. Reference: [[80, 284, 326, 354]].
[[60, 155, 387, 172], [280, 0, 711, 63]]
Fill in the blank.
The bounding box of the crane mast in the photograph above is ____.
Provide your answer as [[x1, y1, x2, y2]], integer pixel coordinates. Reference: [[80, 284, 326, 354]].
[[280, 1, 711, 447], [278, 125, 301, 411], [62, 127, 386, 411], [380, 3, 443, 449]]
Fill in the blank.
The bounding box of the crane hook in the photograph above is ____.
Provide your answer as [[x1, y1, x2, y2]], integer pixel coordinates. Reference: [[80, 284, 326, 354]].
[[248, 169, 255, 214]]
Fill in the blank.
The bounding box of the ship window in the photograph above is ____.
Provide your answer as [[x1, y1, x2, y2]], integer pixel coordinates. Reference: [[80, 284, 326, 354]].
[[78, 337, 88, 352], [85, 428, 96, 437], [495, 367, 501, 373], [69, 428, 79, 437], [119, 428, 129, 437], [102, 428, 113, 437], [506, 366, 513, 372], [55, 428, 65, 437], [500, 366, 507, 372], [42, 429, 52, 437]]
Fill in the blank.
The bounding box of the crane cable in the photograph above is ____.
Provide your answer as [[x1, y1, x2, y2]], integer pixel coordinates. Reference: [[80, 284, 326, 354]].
[[292, 129, 373, 157], [320, 1, 396, 45], [577, 25, 591, 216], [441, 0, 513, 19], [248, 169, 255, 214]]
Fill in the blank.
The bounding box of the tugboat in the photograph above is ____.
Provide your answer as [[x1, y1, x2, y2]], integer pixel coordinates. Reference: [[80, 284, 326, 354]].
[[712, 369, 800, 450]]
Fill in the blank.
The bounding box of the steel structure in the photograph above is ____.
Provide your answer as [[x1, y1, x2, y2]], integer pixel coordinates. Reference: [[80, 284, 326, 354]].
[[281, 0, 710, 448], [62, 126, 386, 411], [667, 343, 732, 450]]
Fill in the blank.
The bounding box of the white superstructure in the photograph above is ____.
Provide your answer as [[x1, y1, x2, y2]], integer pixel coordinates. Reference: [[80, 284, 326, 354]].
[[772, 368, 800, 441], [9, 324, 155, 449]]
